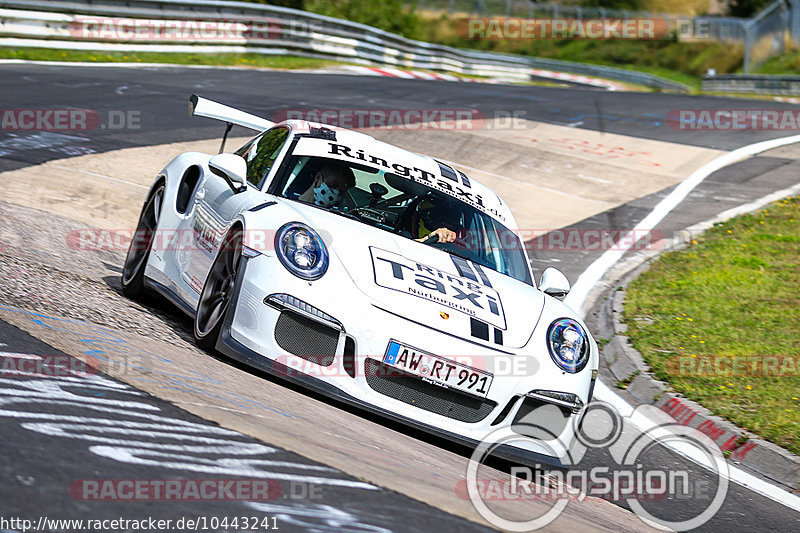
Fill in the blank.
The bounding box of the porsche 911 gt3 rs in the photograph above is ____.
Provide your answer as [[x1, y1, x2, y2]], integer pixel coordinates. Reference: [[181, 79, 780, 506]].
[[121, 94, 599, 466]]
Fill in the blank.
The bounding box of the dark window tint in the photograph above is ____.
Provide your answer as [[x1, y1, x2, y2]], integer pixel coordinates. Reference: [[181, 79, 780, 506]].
[[235, 127, 289, 188]]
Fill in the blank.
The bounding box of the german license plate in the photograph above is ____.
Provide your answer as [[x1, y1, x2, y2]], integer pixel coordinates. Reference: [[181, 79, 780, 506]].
[[383, 340, 493, 398]]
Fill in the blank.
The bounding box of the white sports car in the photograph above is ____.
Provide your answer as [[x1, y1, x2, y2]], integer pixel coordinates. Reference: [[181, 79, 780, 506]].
[[121, 95, 598, 466]]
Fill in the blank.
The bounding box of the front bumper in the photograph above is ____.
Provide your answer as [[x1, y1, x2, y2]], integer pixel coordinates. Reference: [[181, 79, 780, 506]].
[[217, 254, 593, 465]]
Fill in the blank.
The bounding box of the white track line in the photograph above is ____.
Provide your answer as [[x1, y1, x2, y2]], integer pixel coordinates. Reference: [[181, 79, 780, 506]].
[[596, 379, 800, 512], [0, 352, 40, 359], [565, 133, 800, 310], [566, 134, 800, 511]]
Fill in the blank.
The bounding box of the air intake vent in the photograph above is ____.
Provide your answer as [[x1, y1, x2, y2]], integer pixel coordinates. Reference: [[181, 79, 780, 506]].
[[511, 396, 571, 440], [274, 311, 338, 366]]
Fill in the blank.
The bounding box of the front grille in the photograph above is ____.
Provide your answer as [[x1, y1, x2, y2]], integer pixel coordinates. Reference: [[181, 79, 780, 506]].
[[511, 396, 571, 440], [364, 359, 496, 423], [274, 311, 338, 366]]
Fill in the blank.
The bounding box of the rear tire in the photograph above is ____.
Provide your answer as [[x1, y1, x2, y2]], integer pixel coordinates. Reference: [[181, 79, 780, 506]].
[[194, 228, 243, 351], [121, 183, 164, 298]]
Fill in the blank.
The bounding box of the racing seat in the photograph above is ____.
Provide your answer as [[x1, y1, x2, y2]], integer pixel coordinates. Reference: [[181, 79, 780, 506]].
[[395, 196, 427, 238]]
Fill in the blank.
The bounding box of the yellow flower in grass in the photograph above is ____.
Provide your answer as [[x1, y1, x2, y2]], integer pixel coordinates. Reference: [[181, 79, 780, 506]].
[[746, 385, 752, 390]]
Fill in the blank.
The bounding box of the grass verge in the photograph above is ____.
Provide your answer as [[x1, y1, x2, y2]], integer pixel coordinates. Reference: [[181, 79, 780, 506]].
[[757, 48, 800, 75], [623, 196, 800, 455], [0, 47, 337, 69]]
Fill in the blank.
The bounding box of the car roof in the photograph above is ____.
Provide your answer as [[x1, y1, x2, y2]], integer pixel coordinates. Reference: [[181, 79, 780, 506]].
[[278, 119, 517, 229]]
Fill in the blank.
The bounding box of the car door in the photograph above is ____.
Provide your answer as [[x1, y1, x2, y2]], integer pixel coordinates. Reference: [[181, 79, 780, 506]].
[[179, 126, 291, 304]]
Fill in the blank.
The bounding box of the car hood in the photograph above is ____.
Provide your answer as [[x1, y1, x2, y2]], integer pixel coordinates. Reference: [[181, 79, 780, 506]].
[[283, 203, 546, 350]]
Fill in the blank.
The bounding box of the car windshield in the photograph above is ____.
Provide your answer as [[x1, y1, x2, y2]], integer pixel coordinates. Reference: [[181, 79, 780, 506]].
[[276, 155, 533, 285]]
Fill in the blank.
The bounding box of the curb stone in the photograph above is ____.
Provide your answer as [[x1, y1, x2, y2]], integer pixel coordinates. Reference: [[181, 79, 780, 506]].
[[593, 249, 800, 492]]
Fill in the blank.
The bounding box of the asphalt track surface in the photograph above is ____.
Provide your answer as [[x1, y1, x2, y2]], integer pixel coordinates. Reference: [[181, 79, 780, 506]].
[[0, 319, 491, 533], [1, 63, 799, 532]]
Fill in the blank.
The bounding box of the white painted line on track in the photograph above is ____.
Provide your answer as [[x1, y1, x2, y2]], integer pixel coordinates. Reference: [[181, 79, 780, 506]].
[[699, 180, 800, 225], [595, 380, 800, 513], [565, 133, 800, 310], [565, 133, 800, 511], [0, 352, 40, 359]]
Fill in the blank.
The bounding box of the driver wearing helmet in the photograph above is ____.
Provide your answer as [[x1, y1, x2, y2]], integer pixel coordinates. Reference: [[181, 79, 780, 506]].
[[414, 195, 462, 244]]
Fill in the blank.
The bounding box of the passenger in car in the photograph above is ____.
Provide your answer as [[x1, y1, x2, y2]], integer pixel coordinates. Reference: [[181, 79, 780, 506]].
[[296, 161, 356, 207]]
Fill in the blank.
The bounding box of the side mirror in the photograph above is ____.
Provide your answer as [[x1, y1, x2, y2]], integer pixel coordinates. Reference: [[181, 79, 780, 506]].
[[209, 153, 247, 192], [539, 267, 570, 299]]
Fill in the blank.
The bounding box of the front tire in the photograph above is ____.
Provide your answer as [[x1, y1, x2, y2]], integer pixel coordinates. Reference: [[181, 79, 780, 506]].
[[121, 183, 164, 298], [194, 228, 243, 351]]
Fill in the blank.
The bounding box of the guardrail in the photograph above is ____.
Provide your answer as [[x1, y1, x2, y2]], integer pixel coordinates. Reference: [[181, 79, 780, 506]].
[[0, 0, 690, 92], [703, 74, 800, 95]]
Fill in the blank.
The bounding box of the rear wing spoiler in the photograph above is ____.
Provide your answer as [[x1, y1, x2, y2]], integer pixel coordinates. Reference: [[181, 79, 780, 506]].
[[189, 94, 275, 152]]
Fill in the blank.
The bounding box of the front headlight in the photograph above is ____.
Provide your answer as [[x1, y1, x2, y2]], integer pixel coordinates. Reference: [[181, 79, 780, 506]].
[[547, 318, 589, 373], [274, 222, 328, 280]]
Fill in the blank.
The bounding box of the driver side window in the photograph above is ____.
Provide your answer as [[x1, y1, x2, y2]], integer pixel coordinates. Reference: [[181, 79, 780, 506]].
[[235, 127, 289, 188]]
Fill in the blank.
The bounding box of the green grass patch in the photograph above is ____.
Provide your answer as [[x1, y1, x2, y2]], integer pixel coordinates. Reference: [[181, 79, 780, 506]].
[[0, 47, 337, 70], [623, 196, 800, 455], [418, 12, 742, 89], [757, 47, 800, 75]]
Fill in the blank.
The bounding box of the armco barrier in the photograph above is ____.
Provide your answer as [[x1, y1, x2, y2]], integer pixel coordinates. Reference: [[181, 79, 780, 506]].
[[0, 0, 690, 92], [703, 74, 800, 95]]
